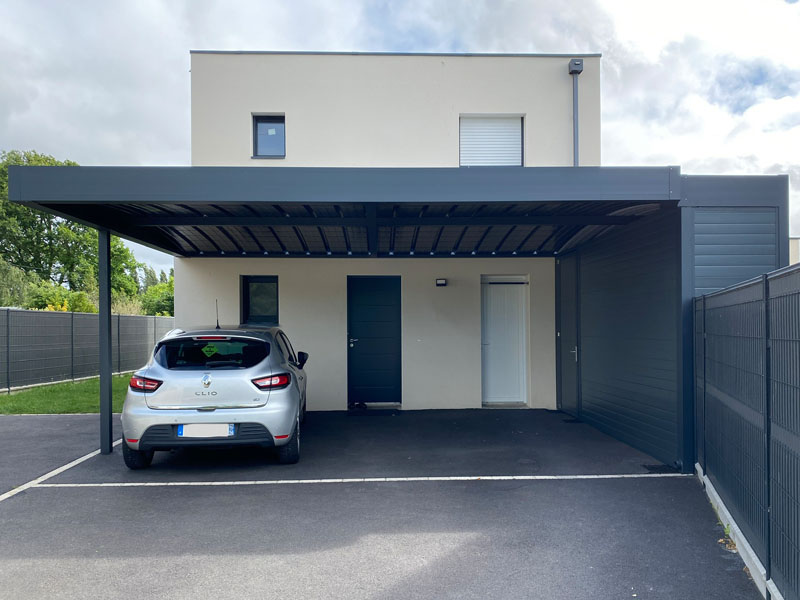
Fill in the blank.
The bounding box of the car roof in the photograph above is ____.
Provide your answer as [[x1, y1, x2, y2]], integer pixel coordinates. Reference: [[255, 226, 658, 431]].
[[160, 327, 279, 342]]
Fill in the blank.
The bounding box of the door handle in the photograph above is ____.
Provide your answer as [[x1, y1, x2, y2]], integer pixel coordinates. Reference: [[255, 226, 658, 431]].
[[570, 346, 579, 363], [349, 338, 359, 343]]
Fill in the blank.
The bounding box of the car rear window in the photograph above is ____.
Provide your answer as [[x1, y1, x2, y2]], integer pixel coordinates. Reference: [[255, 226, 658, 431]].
[[155, 337, 270, 370]]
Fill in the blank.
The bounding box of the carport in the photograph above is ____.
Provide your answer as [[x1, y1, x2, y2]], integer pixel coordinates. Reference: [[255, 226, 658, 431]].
[[8, 165, 789, 472]]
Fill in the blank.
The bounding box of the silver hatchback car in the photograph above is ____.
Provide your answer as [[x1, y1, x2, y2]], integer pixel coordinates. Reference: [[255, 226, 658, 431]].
[[121, 327, 308, 469]]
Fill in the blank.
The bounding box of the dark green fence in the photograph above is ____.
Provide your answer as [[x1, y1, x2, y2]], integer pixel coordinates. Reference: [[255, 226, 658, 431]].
[[0, 309, 174, 390], [695, 263, 800, 600]]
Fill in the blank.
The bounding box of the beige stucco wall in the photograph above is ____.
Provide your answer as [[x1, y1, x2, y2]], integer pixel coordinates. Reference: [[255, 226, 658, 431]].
[[790, 238, 799, 265], [174, 257, 556, 412], [191, 52, 601, 167]]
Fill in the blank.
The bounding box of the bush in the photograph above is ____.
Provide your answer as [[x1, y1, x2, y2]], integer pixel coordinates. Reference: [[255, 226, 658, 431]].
[[141, 279, 174, 316], [26, 282, 99, 313]]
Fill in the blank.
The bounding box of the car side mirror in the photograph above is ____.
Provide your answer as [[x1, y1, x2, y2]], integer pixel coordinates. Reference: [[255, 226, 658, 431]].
[[297, 351, 309, 369]]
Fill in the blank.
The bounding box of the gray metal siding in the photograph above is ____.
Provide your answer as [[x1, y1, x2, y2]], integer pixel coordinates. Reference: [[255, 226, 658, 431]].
[[694, 208, 779, 295], [579, 209, 680, 465]]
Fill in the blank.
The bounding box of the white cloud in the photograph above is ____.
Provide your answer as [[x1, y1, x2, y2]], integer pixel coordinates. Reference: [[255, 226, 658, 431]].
[[1, 0, 798, 274]]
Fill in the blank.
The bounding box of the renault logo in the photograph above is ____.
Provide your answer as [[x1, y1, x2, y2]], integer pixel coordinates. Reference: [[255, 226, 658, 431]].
[[201, 374, 212, 388]]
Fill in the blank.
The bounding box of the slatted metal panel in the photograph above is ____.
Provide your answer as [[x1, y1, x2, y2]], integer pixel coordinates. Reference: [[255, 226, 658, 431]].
[[0, 310, 8, 389], [9, 310, 72, 387], [578, 209, 680, 465], [704, 279, 769, 564], [459, 117, 522, 166], [119, 315, 156, 372], [0, 310, 174, 390], [768, 266, 800, 599], [73, 312, 100, 379], [694, 208, 778, 295]]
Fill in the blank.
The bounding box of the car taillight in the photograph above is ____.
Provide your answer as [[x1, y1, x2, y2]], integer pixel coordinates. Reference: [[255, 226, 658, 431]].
[[252, 373, 291, 390], [129, 375, 162, 392]]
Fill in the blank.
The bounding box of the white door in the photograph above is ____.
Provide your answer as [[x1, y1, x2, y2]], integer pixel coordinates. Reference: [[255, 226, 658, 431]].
[[481, 276, 528, 405]]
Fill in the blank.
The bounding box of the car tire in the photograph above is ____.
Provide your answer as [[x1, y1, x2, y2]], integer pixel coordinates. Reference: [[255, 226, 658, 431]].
[[277, 416, 300, 464], [122, 439, 154, 470]]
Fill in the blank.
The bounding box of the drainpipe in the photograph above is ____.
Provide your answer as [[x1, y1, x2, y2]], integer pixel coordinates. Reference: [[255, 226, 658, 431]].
[[568, 58, 584, 167]]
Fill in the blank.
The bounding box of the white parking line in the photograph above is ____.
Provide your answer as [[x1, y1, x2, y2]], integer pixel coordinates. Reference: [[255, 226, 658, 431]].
[[0, 439, 122, 504], [34, 472, 692, 489]]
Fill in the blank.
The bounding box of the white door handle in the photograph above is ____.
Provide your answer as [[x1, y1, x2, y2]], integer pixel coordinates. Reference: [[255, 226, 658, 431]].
[[570, 346, 578, 363]]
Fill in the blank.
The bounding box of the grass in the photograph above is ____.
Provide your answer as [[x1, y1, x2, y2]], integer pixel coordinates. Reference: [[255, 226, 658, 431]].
[[0, 375, 130, 414]]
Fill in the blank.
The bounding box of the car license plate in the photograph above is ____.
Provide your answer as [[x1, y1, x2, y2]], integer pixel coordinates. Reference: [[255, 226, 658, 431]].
[[177, 423, 234, 438]]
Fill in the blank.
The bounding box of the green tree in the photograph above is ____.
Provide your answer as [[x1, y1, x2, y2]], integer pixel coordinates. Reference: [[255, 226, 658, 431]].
[[26, 280, 97, 313], [0, 150, 91, 286], [1, 150, 142, 299], [140, 278, 174, 316], [141, 265, 159, 290], [0, 256, 41, 307]]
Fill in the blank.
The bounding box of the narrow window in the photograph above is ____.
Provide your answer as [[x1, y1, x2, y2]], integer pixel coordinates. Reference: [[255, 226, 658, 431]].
[[459, 116, 523, 166], [253, 115, 285, 158], [241, 275, 278, 324]]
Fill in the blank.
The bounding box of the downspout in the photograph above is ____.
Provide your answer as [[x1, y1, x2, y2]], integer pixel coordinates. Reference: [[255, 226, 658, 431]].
[[569, 58, 584, 167]]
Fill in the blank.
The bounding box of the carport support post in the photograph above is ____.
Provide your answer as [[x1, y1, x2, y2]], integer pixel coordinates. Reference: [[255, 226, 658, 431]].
[[99, 228, 113, 454]]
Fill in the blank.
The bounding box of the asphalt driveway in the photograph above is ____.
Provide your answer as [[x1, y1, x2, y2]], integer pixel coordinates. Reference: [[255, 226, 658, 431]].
[[0, 410, 759, 599]]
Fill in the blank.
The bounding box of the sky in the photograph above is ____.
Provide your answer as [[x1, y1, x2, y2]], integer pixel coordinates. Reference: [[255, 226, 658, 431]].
[[1, 0, 798, 273]]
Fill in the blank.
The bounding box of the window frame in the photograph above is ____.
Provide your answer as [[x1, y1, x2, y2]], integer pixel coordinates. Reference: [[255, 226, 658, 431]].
[[252, 114, 286, 159], [240, 275, 279, 326]]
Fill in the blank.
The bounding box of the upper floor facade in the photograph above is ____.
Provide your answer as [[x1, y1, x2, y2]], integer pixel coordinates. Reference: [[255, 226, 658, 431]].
[[190, 51, 601, 168]]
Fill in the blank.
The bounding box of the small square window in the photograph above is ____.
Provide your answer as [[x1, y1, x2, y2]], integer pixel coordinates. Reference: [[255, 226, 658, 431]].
[[253, 116, 285, 158], [241, 275, 278, 324]]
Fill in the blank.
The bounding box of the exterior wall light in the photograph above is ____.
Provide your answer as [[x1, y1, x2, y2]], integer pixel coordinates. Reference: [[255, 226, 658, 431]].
[[435, 279, 447, 287]]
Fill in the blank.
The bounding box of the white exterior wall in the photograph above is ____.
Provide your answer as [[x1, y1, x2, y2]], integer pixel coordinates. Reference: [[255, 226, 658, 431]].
[[790, 238, 799, 265], [191, 52, 601, 167], [175, 257, 556, 412]]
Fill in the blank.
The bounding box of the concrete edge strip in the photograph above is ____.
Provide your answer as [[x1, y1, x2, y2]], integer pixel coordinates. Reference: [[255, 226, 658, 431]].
[[35, 472, 692, 488], [695, 462, 785, 600], [0, 439, 122, 504]]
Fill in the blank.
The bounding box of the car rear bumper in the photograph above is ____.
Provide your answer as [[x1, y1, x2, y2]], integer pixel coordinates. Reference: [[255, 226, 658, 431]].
[[122, 387, 298, 450], [137, 422, 275, 451]]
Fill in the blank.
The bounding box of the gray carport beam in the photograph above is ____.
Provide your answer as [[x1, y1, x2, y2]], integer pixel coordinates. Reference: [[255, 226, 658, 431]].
[[8, 165, 682, 205]]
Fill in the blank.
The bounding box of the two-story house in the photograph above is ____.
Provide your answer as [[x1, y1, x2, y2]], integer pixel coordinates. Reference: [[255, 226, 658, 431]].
[[10, 51, 789, 471]]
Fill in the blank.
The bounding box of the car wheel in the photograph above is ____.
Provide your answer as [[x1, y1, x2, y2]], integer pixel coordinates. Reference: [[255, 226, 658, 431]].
[[277, 415, 300, 464], [122, 439, 154, 470]]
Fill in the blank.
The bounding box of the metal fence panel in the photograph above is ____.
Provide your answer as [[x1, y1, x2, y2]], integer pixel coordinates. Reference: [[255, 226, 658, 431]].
[[768, 267, 800, 599], [119, 315, 155, 372], [0, 310, 8, 389], [704, 280, 769, 564], [73, 312, 99, 379], [9, 310, 72, 387], [154, 316, 174, 342], [1, 310, 174, 390]]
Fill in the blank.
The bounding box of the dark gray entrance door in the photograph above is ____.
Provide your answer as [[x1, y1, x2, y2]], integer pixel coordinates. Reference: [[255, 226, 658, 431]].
[[347, 276, 401, 407], [558, 254, 580, 416]]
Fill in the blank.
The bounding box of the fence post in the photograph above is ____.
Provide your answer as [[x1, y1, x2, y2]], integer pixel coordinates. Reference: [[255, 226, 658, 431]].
[[5, 309, 10, 393], [117, 315, 121, 375], [70, 311, 75, 381], [763, 273, 772, 584], [701, 295, 707, 475]]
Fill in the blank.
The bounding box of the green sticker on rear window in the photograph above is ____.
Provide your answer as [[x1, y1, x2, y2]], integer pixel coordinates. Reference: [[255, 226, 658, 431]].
[[201, 344, 219, 357]]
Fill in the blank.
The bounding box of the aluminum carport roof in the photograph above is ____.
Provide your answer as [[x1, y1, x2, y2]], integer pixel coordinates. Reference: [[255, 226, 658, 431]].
[[9, 165, 681, 258]]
